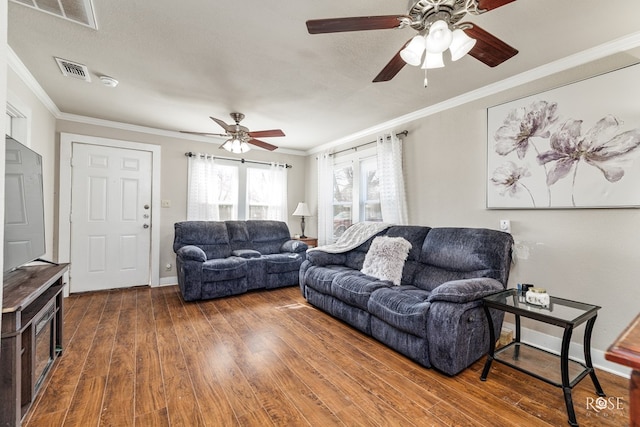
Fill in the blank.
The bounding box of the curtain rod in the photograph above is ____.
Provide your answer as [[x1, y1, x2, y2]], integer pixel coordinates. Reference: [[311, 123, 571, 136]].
[[329, 130, 408, 157], [184, 152, 292, 168]]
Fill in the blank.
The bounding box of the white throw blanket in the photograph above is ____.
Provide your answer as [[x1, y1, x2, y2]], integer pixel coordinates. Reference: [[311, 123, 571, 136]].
[[308, 221, 392, 254]]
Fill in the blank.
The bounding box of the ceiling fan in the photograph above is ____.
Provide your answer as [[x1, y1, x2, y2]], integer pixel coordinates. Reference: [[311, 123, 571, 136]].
[[306, 0, 519, 85], [181, 112, 284, 153]]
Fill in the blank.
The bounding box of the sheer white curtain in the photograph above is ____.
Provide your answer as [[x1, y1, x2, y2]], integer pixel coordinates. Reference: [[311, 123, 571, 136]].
[[187, 154, 220, 220], [265, 162, 288, 220], [317, 152, 333, 245], [377, 132, 409, 224]]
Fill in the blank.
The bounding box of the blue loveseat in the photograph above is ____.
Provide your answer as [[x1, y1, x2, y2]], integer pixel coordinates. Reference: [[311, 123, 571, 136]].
[[173, 220, 307, 301], [299, 225, 513, 376]]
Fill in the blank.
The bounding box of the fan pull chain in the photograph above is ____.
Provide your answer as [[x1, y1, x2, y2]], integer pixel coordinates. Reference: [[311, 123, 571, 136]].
[[423, 69, 428, 88]]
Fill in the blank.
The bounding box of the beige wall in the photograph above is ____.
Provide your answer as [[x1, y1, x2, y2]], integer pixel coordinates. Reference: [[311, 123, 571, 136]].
[[55, 120, 307, 281], [305, 50, 640, 358]]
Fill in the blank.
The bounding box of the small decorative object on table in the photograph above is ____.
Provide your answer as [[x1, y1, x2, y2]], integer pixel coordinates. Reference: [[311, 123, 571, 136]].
[[525, 287, 550, 308]]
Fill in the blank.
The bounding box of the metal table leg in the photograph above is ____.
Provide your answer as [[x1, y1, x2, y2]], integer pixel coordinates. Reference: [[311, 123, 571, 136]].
[[583, 316, 605, 397], [560, 325, 578, 426], [480, 304, 495, 381]]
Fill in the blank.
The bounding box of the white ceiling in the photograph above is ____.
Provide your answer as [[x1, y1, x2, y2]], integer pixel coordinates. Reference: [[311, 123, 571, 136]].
[[7, 0, 640, 154]]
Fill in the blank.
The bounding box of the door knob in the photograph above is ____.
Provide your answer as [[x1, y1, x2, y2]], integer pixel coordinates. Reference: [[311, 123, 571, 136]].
[[143, 224, 149, 229]]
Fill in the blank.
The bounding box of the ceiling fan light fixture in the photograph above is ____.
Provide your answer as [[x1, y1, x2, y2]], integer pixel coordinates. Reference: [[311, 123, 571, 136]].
[[425, 20, 453, 54], [449, 29, 477, 61], [222, 137, 251, 154], [421, 51, 445, 69], [400, 35, 426, 66]]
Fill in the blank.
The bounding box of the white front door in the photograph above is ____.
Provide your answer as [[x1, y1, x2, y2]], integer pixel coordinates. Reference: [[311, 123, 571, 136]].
[[70, 143, 153, 293]]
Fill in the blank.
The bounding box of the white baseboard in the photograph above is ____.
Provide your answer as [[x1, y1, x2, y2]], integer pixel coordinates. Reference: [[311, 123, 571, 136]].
[[502, 321, 631, 379], [158, 276, 178, 286]]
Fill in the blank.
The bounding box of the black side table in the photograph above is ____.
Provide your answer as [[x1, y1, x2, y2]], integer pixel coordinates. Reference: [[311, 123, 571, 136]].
[[480, 289, 605, 426]]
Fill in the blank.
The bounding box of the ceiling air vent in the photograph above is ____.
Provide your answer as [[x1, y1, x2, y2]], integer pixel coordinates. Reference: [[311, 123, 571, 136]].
[[55, 57, 92, 82], [10, 0, 98, 29]]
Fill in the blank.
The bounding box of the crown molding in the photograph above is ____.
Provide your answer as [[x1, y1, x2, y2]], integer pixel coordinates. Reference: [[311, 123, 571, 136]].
[[8, 46, 61, 116], [307, 30, 640, 155]]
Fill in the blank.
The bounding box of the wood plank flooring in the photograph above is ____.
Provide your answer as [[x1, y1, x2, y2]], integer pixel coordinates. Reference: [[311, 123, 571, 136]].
[[24, 285, 631, 426]]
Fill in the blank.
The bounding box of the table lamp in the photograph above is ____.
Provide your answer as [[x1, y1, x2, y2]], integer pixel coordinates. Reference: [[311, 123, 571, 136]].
[[292, 202, 311, 238]]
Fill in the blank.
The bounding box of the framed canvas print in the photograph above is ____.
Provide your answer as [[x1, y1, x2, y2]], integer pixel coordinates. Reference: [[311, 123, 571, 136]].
[[487, 63, 640, 209]]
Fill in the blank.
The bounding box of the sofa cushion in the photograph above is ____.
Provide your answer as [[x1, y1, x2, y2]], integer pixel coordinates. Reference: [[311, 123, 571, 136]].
[[202, 257, 247, 282], [174, 221, 231, 259], [331, 272, 391, 311], [361, 236, 412, 286], [304, 265, 350, 294], [225, 221, 252, 251], [246, 220, 290, 254], [384, 226, 430, 262], [416, 228, 513, 291], [368, 286, 431, 337]]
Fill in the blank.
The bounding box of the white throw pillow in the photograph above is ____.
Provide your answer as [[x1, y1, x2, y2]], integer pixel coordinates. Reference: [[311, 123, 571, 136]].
[[361, 236, 412, 286]]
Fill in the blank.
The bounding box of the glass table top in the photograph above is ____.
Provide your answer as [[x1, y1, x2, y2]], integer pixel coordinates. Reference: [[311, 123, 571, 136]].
[[483, 288, 600, 327]]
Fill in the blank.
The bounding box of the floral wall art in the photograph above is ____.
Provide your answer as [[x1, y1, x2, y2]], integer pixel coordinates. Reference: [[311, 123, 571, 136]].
[[487, 63, 640, 208]]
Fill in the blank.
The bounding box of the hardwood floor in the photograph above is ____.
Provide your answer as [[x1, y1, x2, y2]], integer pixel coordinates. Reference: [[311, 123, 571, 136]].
[[24, 285, 630, 426]]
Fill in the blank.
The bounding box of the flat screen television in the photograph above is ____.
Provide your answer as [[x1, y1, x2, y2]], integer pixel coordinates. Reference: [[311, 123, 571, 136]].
[[3, 135, 46, 274]]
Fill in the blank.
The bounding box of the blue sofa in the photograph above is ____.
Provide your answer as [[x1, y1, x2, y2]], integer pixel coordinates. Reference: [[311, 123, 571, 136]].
[[173, 220, 308, 301], [299, 225, 513, 376]]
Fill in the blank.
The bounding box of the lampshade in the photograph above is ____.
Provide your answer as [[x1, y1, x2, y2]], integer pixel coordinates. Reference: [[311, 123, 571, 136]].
[[222, 138, 251, 154], [400, 35, 426, 66], [421, 51, 445, 69], [292, 202, 311, 217], [425, 20, 452, 54], [449, 29, 476, 61]]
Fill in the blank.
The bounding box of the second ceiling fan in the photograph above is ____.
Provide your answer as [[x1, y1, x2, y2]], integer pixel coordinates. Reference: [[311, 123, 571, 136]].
[[182, 112, 284, 153], [306, 0, 519, 85]]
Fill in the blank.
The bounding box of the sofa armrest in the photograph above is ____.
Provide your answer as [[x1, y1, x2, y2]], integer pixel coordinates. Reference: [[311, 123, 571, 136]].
[[176, 245, 206, 262], [281, 239, 308, 253], [427, 278, 504, 304], [305, 250, 347, 266]]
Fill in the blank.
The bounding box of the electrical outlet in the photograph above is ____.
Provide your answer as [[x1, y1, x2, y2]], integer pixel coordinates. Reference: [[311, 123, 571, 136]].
[[499, 219, 511, 233], [161, 199, 171, 208]]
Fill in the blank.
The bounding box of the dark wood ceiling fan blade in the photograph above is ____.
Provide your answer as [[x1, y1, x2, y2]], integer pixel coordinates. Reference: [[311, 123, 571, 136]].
[[180, 130, 228, 137], [248, 129, 286, 138], [477, 0, 516, 11], [248, 139, 278, 151], [372, 40, 410, 82], [463, 23, 518, 67], [210, 116, 233, 132], [306, 15, 406, 34]]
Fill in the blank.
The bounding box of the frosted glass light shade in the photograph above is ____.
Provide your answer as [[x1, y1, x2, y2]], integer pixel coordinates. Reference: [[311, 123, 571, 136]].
[[222, 138, 251, 154], [425, 20, 452, 54], [450, 29, 476, 61], [421, 51, 445, 69], [400, 35, 426, 66]]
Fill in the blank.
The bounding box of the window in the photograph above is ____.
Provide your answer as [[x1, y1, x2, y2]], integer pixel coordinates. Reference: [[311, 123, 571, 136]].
[[187, 156, 287, 221], [331, 147, 381, 241], [212, 163, 239, 220]]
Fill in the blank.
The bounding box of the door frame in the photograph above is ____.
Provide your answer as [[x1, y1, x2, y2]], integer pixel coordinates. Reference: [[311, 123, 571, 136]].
[[58, 133, 161, 295]]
